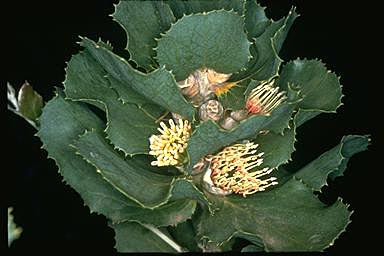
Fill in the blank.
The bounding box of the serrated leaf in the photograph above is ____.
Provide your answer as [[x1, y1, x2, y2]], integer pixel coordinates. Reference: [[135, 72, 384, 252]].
[[156, 10, 251, 81], [197, 177, 351, 251], [64, 47, 161, 155], [37, 93, 198, 227], [73, 130, 175, 208], [293, 108, 321, 127], [37, 93, 134, 220], [113, 0, 175, 70], [112, 221, 178, 252], [230, 7, 298, 82], [255, 127, 296, 169], [244, 0, 270, 39], [80, 37, 195, 120], [74, 129, 212, 210], [168, 0, 244, 19], [187, 87, 300, 171], [105, 100, 159, 155], [278, 59, 343, 126], [295, 135, 370, 190]]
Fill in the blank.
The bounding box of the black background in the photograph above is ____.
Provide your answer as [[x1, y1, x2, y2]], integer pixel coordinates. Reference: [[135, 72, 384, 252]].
[[5, 0, 382, 253]]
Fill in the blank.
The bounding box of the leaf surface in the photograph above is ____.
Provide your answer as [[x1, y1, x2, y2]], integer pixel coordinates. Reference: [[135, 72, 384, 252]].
[[156, 10, 251, 80]]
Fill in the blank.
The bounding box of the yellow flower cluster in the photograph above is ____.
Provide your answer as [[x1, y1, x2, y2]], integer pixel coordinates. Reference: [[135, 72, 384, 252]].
[[210, 142, 278, 197], [149, 119, 191, 167]]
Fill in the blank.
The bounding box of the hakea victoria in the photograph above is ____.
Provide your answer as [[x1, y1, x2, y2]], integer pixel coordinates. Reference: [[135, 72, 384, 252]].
[[8, 0, 370, 253]]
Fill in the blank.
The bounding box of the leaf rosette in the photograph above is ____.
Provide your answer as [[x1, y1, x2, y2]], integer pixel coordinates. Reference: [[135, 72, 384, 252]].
[[8, 0, 370, 252]]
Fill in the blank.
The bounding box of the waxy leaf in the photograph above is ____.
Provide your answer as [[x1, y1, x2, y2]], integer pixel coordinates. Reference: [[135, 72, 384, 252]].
[[80, 38, 195, 120], [295, 135, 370, 190], [74, 130, 175, 209], [37, 93, 198, 227], [156, 10, 251, 81], [168, 0, 244, 19], [230, 7, 298, 82], [197, 177, 351, 251], [278, 59, 343, 126], [113, 0, 175, 70], [64, 46, 160, 155]]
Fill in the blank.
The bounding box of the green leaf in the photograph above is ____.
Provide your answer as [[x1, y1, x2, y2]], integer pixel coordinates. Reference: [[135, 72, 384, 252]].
[[255, 127, 296, 169], [244, 0, 270, 39], [37, 93, 132, 221], [168, 220, 201, 252], [73, 130, 175, 209], [104, 100, 159, 156], [278, 59, 343, 126], [187, 87, 300, 171], [168, 0, 244, 19], [295, 135, 370, 190], [112, 221, 179, 252], [80, 37, 195, 120], [74, 129, 212, 210], [64, 47, 160, 155], [17, 81, 44, 123], [113, 0, 175, 70], [156, 10, 251, 81], [169, 179, 214, 213], [37, 93, 198, 227], [7, 81, 43, 129], [218, 82, 247, 111], [114, 199, 197, 227], [197, 177, 351, 251], [230, 7, 298, 82]]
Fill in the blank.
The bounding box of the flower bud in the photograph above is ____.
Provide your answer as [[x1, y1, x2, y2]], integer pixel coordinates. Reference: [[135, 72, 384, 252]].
[[199, 100, 224, 122]]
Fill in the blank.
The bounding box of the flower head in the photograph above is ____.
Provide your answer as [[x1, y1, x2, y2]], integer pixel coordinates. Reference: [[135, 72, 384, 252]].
[[246, 81, 287, 115], [149, 119, 191, 167], [199, 99, 224, 122], [209, 142, 277, 197]]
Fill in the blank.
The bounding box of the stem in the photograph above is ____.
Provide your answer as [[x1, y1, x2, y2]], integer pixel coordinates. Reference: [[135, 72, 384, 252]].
[[141, 223, 186, 253]]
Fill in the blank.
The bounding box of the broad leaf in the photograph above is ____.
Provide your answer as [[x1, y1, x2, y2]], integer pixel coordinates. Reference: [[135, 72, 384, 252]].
[[230, 7, 298, 82], [74, 130, 212, 210], [244, 0, 270, 39], [105, 100, 159, 156], [168, 0, 244, 19], [74, 130, 176, 209], [112, 221, 178, 252], [255, 127, 296, 169], [37, 93, 198, 227], [295, 135, 370, 190], [80, 37, 195, 120], [113, 0, 175, 70], [197, 177, 351, 251], [278, 59, 343, 126], [156, 10, 251, 81], [64, 47, 160, 155]]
